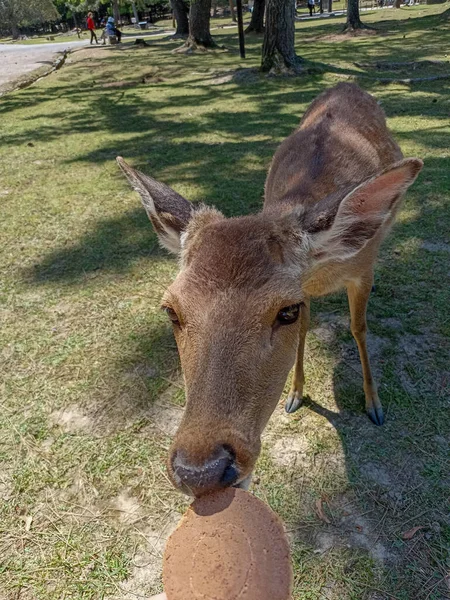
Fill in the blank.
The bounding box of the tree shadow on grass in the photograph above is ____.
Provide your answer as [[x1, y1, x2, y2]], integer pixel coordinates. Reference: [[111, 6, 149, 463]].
[[26, 207, 166, 284], [86, 320, 183, 435]]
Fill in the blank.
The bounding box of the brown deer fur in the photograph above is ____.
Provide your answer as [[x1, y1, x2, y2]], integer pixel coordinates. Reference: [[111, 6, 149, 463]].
[[117, 83, 423, 496]]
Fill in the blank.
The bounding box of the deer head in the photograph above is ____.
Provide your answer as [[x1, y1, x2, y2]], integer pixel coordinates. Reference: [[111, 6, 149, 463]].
[[117, 156, 422, 497]]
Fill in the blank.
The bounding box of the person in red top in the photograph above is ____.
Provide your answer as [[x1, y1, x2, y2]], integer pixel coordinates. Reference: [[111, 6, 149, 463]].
[[86, 12, 98, 44]]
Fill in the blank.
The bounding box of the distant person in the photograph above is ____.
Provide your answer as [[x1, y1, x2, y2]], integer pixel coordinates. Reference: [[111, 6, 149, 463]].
[[105, 16, 122, 43], [87, 12, 98, 44], [307, 0, 316, 16]]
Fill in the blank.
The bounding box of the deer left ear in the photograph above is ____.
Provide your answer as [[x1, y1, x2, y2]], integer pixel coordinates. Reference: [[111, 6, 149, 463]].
[[117, 157, 194, 254], [305, 158, 423, 263]]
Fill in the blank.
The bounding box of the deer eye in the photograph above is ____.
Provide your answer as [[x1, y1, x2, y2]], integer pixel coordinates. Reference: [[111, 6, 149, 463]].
[[277, 304, 302, 325], [163, 307, 180, 326]]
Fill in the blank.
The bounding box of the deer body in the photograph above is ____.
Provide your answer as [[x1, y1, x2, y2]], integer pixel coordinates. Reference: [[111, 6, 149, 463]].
[[264, 84, 406, 419], [118, 83, 422, 497]]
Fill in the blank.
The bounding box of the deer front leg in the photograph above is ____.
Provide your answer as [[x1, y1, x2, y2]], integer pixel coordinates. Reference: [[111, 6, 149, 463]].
[[347, 278, 384, 426], [285, 299, 310, 413]]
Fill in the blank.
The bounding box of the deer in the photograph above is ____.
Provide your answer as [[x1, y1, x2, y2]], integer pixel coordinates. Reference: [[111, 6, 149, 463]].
[[117, 83, 423, 497]]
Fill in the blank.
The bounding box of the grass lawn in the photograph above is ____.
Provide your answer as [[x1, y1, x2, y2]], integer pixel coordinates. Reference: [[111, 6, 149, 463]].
[[1, 4, 449, 599]]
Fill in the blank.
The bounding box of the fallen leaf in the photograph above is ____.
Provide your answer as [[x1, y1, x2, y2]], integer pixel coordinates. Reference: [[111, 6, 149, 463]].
[[402, 525, 425, 540], [315, 498, 331, 524]]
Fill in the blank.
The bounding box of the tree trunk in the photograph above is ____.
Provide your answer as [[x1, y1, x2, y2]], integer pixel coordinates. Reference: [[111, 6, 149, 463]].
[[113, 0, 120, 25], [229, 0, 237, 21], [261, 0, 302, 73], [394, 0, 401, 7], [344, 0, 366, 29], [245, 0, 265, 33], [178, 0, 216, 49], [10, 21, 20, 39], [131, 2, 139, 26], [73, 12, 81, 38], [170, 0, 189, 35]]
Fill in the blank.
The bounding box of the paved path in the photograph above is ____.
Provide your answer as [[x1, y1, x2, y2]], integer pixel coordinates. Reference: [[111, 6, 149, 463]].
[[0, 30, 173, 91], [0, 41, 88, 89]]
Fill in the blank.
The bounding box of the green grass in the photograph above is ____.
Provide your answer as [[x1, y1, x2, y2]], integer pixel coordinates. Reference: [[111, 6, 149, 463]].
[[1, 4, 449, 599]]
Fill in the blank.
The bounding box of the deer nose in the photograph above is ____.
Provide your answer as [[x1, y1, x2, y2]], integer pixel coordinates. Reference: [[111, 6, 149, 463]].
[[171, 445, 238, 495]]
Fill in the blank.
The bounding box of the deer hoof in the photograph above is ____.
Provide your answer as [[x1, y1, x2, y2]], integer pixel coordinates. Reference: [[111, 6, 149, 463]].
[[285, 392, 303, 414], [367, 405, 384, 426]]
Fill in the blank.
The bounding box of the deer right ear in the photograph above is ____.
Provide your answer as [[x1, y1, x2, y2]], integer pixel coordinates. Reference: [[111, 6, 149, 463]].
[[117, 157, 194, 255], [304, 158, 423, 264]]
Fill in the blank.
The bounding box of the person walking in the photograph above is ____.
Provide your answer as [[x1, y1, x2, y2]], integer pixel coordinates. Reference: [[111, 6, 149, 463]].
[[87, 12, 98, 44], [307, 0, 316, 15]]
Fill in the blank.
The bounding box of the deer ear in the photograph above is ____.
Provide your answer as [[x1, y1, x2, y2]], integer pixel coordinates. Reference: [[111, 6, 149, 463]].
[[117, 157, 194, 254], [306, 158, 423, 263]]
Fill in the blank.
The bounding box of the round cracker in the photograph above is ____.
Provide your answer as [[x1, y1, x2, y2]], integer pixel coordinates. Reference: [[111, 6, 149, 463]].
[[163, 487, 292, 600]]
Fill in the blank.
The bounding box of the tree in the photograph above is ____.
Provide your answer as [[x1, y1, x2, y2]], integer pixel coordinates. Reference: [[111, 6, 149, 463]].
[[131, 1, 140, 24], [245, 0, 265, 34], [177, 0, 216, 50], [229, 0, 236, 22], [112, 0, 120, 22], [0, 0, 58, 38], [170, 0, 189, 36], [261, 0, 302, 73], [344, 0, 370, 30]]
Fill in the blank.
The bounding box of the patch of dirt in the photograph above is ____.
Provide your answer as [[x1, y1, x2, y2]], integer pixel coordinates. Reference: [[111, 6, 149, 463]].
[[102, 81, 136, 88], [312, 494, 397, 566], [318, 580, 339, 600], [309, 28, 383, 43], [362, 462, 392, 488], [128, 362, 159, 379], [72, 46, 114, 61], [269, 436, 310, 469], [48, 301, 75, 316], [0, 471, 13, 502], [108, 489, 143, 525], [57, 472, 102, 519], [355, 59, 448, 71], [421, 241, 450, 253], [379, 317, 403, 331], [341, 334, 391, 380], [50, 405, 92, 433], [316, 312, 350, 329], [208, 67, 260, 85], [41, 437, 54, 452], [148, 401, 184, 437], [310, 325, 336, 344], [397, 332, 449, 398]]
